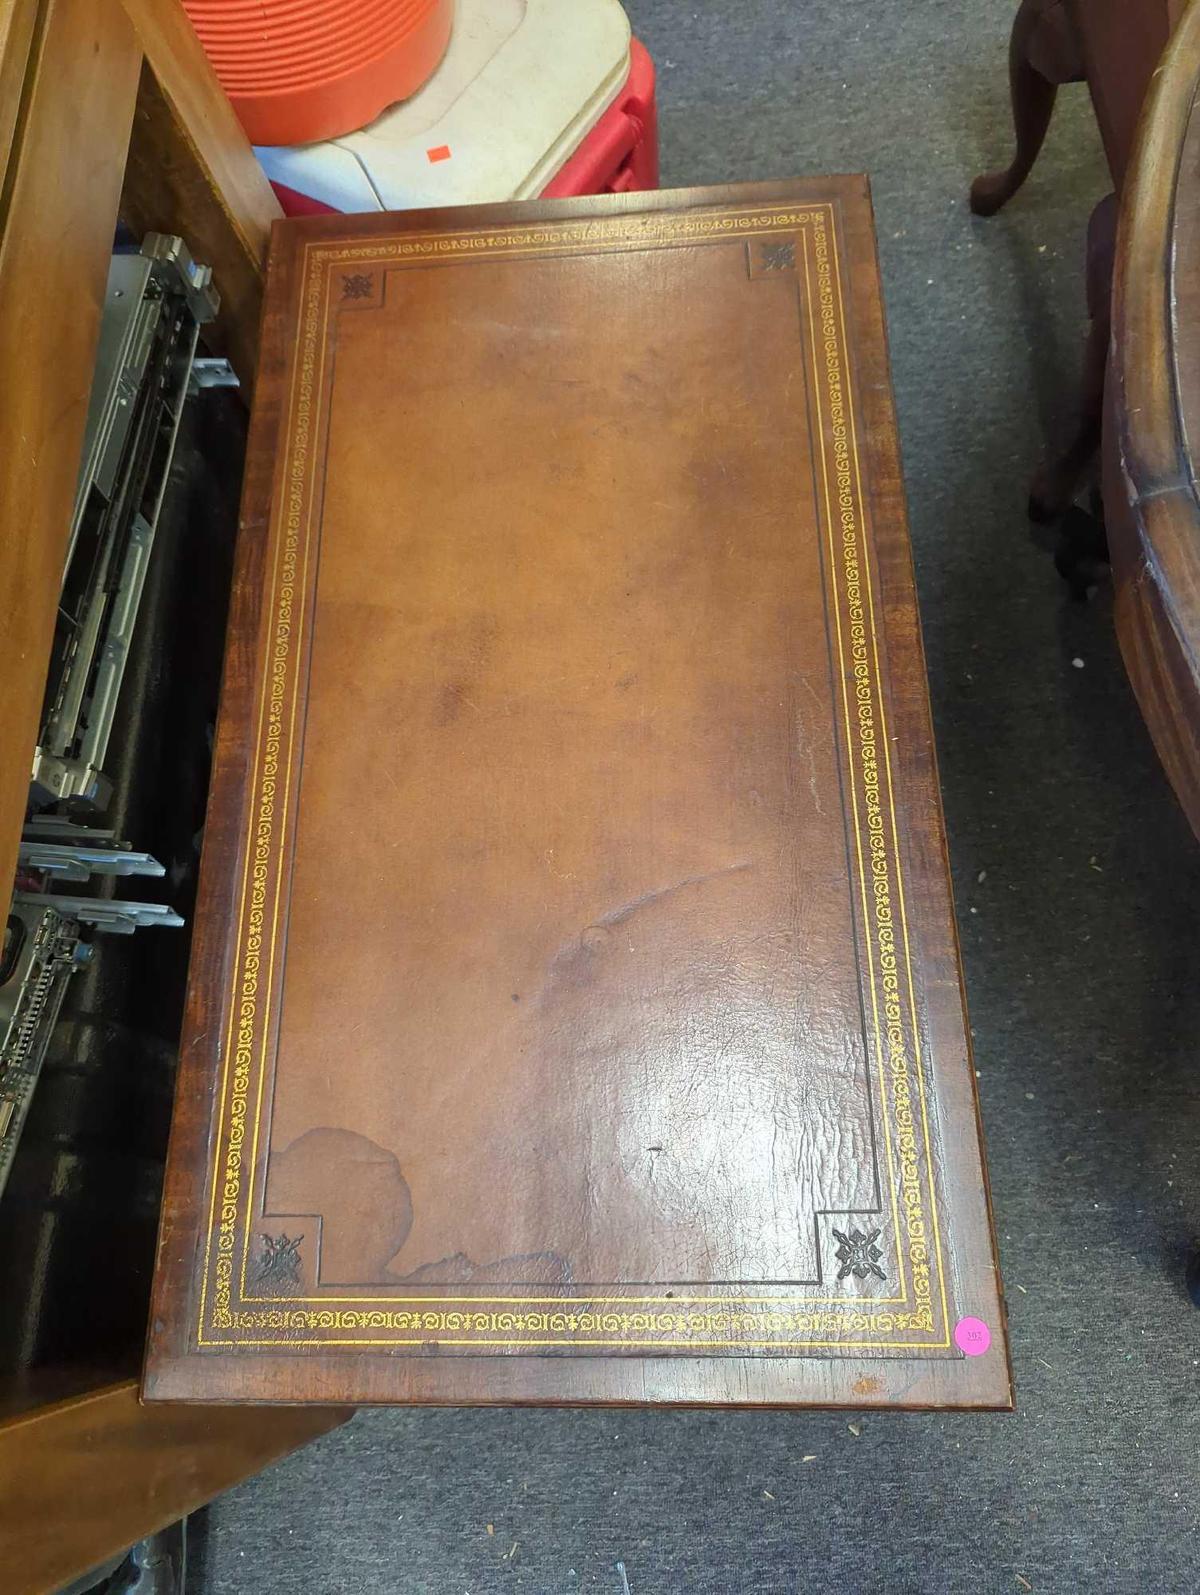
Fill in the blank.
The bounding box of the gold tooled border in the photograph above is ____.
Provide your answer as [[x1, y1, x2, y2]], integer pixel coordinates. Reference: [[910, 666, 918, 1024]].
[[196, 201, 950, 1353]]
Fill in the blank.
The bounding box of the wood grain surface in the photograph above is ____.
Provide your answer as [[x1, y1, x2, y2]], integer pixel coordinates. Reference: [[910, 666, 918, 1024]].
[[1104, 0, 1200, 841], [119, 0, 283, 399], [0, 0, 140, 921], [1065, 0, 1179, 186], [120, 0, 281, 266], [0, 1379, 347, 1594], [0, 0, 41, 180], [145, 180, 1011, 1409]]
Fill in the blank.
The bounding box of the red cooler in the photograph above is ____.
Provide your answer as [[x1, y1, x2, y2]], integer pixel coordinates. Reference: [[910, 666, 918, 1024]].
[[255, 0, 658, 215]]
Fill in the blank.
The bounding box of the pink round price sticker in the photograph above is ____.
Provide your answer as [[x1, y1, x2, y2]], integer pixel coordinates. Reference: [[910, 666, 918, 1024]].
[[953, 1316, 991, 1357]]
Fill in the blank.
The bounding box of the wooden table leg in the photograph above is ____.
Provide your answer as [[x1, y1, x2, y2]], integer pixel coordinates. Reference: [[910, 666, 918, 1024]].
[[1029, 191, 1116, 521], [971, 0, 1086, 216]]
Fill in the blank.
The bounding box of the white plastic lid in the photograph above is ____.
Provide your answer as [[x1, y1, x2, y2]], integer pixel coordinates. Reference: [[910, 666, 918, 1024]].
[[256, 0, 631, 211]]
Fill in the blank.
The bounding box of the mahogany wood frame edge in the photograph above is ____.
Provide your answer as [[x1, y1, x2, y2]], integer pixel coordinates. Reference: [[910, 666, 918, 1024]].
[[1106, 0, 1200, 837], [143, 176, 1012, 1412]]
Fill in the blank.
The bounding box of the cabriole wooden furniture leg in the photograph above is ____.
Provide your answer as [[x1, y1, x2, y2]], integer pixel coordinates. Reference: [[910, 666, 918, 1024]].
[[970, 0, 1085, 216], [973, 2, 1181, 532]]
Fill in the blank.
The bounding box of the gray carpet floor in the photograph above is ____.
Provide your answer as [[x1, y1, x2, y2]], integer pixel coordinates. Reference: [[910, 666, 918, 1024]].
[[190, 3, 1200, 1590]]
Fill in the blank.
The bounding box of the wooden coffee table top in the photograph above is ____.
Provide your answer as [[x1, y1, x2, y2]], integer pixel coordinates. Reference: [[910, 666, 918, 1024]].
[[146, 179, 1010, 1410]]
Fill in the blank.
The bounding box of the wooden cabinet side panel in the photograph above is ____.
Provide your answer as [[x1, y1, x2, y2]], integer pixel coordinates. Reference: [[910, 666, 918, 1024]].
[[0, 1380, 348, 1595], [0, 0, 140, 918]]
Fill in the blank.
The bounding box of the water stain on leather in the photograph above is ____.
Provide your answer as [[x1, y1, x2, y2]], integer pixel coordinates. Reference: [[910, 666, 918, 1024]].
[[397, 1252, 571, 1285], [435, 679, 480, 726], [269, 1126, 571, 1287], [268, 1127, 413, 1285]]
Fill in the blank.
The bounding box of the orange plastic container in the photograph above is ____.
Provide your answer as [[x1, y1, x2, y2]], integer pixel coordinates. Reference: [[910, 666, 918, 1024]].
[[183, 0, 455, 147]]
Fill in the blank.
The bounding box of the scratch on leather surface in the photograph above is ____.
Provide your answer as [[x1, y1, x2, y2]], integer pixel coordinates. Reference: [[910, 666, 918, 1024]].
[[539, 862, 755, 997], [589, 862, 754, 932], [795, 675, 826, 816]]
